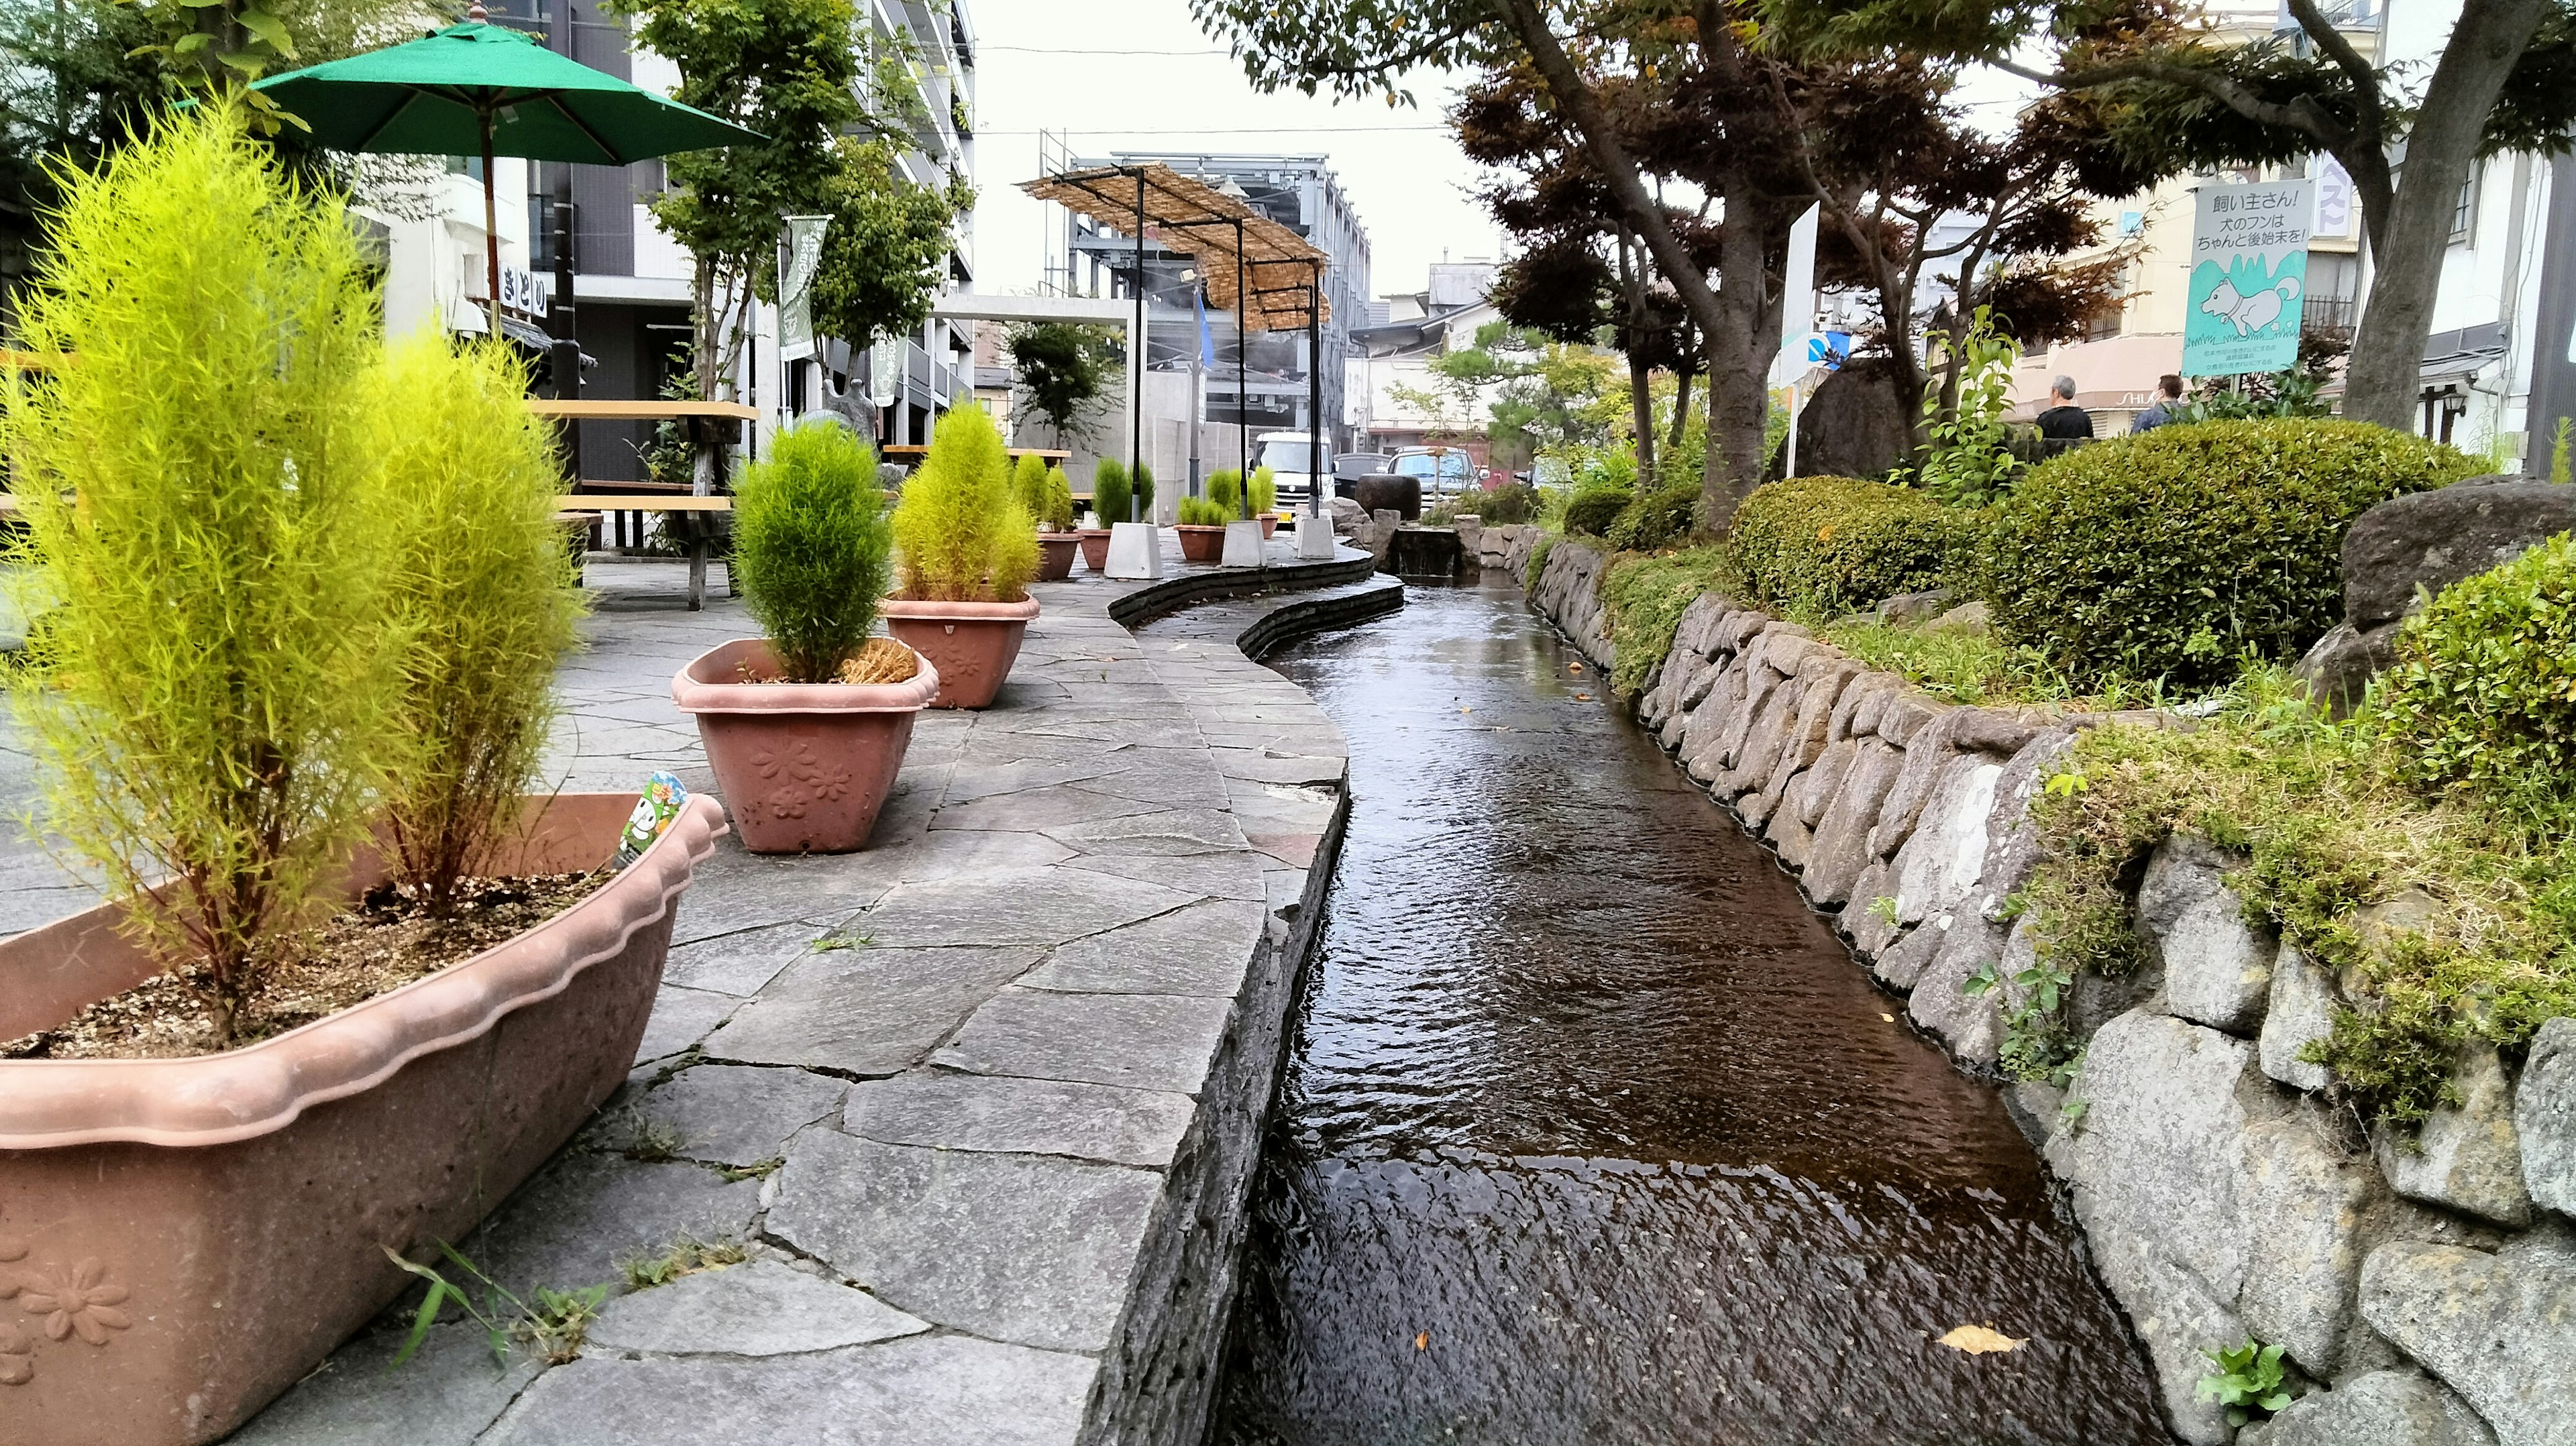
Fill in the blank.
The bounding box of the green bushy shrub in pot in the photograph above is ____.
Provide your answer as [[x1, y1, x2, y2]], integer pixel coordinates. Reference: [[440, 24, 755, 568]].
[[881, 406, 1041, 707], [0, 111, 721, 1446], [1176, 494, 1230, 561], [1729, 476, 1970, 618], [672, 421, 935, 851], [1017, 453, 1078, 579], [1079, 457, 1127, 571], [1982, 419, 2479, 690]]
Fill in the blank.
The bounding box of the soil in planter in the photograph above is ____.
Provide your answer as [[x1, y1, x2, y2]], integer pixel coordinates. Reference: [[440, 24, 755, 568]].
[[729, 636, 920, 686], [1, 870, 612, 1060]]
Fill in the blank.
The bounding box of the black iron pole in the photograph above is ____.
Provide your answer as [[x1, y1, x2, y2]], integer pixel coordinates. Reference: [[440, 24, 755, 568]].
[[1235, 217, 1248, 520], [1132, 170, 1145, 524], [1307, 261, 1321, 518]]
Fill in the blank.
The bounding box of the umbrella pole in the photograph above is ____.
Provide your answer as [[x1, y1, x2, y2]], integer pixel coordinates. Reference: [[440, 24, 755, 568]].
[[481, 107, 503, 343]]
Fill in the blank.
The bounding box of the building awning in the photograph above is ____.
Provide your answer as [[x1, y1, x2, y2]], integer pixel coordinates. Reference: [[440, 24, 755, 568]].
[[457, 310, 596, 370], [2419, 321, 2508, 391], [1021, 162, 1328, 333]]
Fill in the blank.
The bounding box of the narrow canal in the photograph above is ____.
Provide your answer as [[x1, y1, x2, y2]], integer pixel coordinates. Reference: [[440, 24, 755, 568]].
[[1196, 578, 2167, 1445]]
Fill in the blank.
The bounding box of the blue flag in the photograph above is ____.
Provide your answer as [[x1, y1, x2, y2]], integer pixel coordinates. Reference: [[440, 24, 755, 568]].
[[1195, 286, 1215, 368]]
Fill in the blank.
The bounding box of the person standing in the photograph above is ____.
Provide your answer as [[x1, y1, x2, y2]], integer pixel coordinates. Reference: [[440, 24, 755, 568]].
[[2128, 374, 2186, 433], [2035, 375, 2095, 440]]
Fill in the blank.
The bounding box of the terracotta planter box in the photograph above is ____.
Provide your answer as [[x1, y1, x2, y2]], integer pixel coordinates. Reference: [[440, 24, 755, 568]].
[[1175, 524, 1226, 563], [1036, 533, 1077, 581], [1259, 514, 1278, 539], [1075, 527, 1113, 573], [672, 638, 938, 853], [880, 596, 1039, 711], [0, 790, 724, 1446]]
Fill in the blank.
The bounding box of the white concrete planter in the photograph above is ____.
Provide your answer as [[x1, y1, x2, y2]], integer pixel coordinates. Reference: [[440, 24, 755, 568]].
[[1220, 520, 1267, 568], [1105, 520, 1164, 579], [1294, 512, 1336, 559]]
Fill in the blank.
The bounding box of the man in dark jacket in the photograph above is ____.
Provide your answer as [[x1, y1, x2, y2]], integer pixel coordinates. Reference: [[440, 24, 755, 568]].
[[2128, 374, 2186, 433], [2034, 375, 2094, 439]]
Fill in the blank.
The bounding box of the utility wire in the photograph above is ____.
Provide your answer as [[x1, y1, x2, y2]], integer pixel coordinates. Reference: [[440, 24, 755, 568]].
[[979, 125, 1449, 135]]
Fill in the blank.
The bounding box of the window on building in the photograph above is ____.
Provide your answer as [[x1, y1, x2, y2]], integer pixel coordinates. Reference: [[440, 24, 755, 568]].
[[2451, 165, 2479, 243]]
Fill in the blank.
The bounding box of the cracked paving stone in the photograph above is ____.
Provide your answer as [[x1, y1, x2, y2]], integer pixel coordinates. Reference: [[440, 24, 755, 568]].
[[934, 988, 1235, 1094], [661, 920, 826, 997], [632, 985, 739, 1067], [767, 1131, 1163, 1352], [843, 1070, 1195, 1168], [1063, 850, 1267, 901], [225, 1319, 541, 1446], [585, 1258, 926, 1356], [482, 1333, 1093, 1446], [699, 944, 1041, 1075], [1018, 899, 1266, 996], [861, 867, 1201, 948], [612, 1063, 848, 1167], [455, 1153, 763, 1298], [1041, 807, 1246, 857], [928, 782, 1161, 833]]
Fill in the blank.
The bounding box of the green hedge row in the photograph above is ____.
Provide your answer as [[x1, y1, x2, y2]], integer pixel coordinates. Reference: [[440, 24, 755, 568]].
[[1729, 476, 1970, 618]]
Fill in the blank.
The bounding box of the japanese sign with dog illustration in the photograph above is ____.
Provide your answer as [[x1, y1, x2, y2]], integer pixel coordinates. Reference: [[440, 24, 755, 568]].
[[2184, 178, 2313, 377]]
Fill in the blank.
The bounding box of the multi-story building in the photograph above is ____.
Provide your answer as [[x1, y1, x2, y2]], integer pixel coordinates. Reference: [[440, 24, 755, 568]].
[[1048, 150, 1372, 451], [370, 0, 977, 481], [1348, 261, 1501, 455]]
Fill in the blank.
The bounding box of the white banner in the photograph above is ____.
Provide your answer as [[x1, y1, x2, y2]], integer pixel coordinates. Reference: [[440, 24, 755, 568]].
[[779, 214, 830, 362]]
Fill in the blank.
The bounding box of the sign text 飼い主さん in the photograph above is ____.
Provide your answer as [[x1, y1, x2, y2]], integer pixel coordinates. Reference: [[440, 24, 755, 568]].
[[2183, 178, 2312, 378]]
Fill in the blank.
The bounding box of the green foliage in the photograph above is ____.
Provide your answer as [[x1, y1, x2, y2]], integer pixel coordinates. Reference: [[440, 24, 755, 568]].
[[2025, 667, 2576, 1129], [1729, 476, 1970, 618], [1525, 533, 1558, 593], [618, 1234, 747, 1290], [1605, 480, 1699, 551], [1820, 616, 2074, 707], [1982, 420, 2480, 691], [374, 335, 586, 911], [1208, 467, 1248, 517], [1012, 451, 1051, 527], [810, 137, 967, 354], [1177, 496, 1230, 526], [891, 405, 1036, 602], [1562, 484, 1631, 538], [1006, 321, 1122, 443], [2195, 1341, 2293, 1428], [2172, 368, 2334, 424], [383, 1243, 609, 1370], [2376, 532, 2576, 828], [1916, 308, 2021, 505], [1250, 465, 1277, 513], [732, 422, 894, 681], [1601, 547, 1738, 696], [2551, 417, 2572, 485], [1092, 457, 1130, 527], [4, 109, 402, 1047], [1963, 951, 2083, 1084], [1038, 467, 1076, 531]]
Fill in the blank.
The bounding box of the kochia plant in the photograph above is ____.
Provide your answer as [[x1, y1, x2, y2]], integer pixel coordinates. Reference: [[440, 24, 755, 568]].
[[890, 405, 1036, 602], [5, 109, 402, 1046], [375, 335, 588, 911], [732, 422, 895, 681], [1038, 465, 1076, 532], [1012, 451, 1053, 529]]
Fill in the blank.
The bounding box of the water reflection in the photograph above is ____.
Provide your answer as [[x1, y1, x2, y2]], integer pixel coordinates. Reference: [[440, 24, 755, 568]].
[[1185, 580, 2165, 1446]]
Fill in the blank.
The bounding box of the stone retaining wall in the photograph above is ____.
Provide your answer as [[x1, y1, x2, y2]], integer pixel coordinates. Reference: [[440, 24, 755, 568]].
[[1525, 538, 2576, 1446]]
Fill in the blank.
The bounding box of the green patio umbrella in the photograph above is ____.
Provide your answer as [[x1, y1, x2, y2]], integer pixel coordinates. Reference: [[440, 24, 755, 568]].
[[251, 2, 759, 337]]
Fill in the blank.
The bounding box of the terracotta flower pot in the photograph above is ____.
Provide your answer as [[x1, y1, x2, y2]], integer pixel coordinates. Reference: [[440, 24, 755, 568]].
[[1036, 533, 1077, 581], [879, 595, 1039, 710], [1075, 527, 1113, 573], [1175, 524, 1226, 562], [1258, 514, 1279, 539], [0, 790, 724, 1446], [671, 638, 938, 853]]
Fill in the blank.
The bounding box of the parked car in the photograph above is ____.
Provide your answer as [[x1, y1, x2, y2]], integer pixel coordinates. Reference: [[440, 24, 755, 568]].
[[1390, 445, 1479, 497], [1254, 431, 1328, 507], [1332, 451, 1390, 498]]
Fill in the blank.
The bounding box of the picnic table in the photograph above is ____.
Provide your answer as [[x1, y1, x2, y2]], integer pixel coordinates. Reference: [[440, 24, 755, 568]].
[[527, 398, 759, 611]]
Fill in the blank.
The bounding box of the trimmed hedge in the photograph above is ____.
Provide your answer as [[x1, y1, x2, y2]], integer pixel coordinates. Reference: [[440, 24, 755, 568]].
[[1730, 476, 1970, 618], [2377, 531, 2576, 824], [1563, 485, 1631, 539], [1983, 420, 2479, 689], [1606, 480, 1699, 552]]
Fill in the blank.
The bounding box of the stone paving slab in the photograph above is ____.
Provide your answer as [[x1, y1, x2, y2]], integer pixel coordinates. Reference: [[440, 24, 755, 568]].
[[203, 543, 1368, 1445]]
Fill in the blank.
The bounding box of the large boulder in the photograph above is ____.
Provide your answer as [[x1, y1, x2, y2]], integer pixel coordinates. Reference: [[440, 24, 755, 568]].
[[2373, 1044, 2532, 1228], [2341, 477, 2576, 632], [1350, 473, 1421, 520], [1788, 355, 1912, 480], [1889, 755, 2004, 926], [2137, 836, 2274, 1036], [2361, 1224, 2576, 1446], [2249, 1370, 2498, 1446], [1804, 739, 1904, 906], [2518, 1016, 2576, 1217], [2235, 1115, 2387, 1376]]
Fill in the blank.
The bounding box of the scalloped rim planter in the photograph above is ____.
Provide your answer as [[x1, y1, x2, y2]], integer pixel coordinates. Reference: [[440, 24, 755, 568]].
[[671, 638, 939, 852], [1036, 533, 1078, 581], [0, 790, 724, 1446], [878, 596, 1038, 711]]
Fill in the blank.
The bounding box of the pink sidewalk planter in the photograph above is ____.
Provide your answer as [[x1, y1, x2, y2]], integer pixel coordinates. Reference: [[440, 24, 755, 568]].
[[878, 596, 1039, 711], [671, 638, 939, 854], [0, 791, 725, 1446]]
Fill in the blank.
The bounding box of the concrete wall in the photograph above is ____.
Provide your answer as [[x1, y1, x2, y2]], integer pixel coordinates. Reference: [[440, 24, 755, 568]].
[[1523, 537, 2576, 1446]]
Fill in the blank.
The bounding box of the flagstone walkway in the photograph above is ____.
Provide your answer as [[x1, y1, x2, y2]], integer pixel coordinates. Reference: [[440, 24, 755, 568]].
[[225, 545, 1386, 1445]]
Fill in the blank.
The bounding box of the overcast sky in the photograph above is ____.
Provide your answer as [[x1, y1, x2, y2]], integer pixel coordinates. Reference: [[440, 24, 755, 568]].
[[963, 0, 1502, 302]]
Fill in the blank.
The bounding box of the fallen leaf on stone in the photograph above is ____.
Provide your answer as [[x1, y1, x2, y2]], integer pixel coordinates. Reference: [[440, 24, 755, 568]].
[[1881, 1013, 1895, 1023], [1574, 692, 1593, 702], [1568, 662, 1584, 672], [1936, 1325, 2025, 1355], [1415, 1331, 1430, 1351]]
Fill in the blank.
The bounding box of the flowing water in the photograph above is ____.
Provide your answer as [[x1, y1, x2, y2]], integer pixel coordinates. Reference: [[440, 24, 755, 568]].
[[1189, 579, 2169, 1446]]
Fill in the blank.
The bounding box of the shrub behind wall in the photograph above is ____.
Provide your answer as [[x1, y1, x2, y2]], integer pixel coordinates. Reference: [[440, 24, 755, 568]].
[[2376, 531, 2576, 826], [1982, 420, 2479, 690], [1729, 476, 1968, 618]]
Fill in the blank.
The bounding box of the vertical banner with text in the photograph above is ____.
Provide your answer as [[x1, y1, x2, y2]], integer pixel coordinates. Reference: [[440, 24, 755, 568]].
[[2183, 178, 2313, 377], [778, 215, 830, 363]]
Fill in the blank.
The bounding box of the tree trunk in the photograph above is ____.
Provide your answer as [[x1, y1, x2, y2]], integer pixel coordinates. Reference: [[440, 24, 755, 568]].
[[1629, 350, 1656, 481], [2336, 0, 2545, 428], [1668, 369, 1694, 453], [1700, 170, 1782, 526], [692, 256, 718, 494]]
